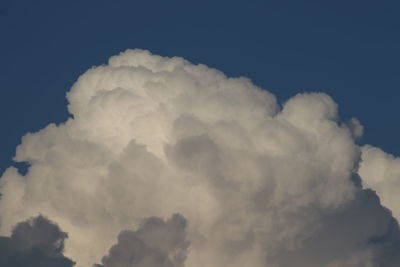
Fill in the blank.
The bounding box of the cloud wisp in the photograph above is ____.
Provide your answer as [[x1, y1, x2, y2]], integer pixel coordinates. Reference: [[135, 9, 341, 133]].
[[1, 49, 400, 266]]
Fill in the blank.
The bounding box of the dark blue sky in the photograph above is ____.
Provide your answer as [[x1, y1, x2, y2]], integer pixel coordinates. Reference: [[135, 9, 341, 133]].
[[1, 0, 399, 174]]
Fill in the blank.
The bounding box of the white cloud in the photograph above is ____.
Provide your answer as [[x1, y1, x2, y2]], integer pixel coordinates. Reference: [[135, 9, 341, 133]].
[[0, 49, 399, 267], [359, 145, 400, 221]]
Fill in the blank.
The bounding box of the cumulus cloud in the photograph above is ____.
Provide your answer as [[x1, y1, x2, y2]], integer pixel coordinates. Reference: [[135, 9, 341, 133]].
[[97, 214, 188, 267], [0, 49, 400, 267], [0, 215, 75, 267], [359, 146, 400, 221]]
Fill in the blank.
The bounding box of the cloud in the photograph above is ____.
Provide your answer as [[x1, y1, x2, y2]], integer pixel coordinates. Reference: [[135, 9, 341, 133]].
[[359, 146, 400, 221], [0, 215, 75, 267], [97, 214, 189, 267], [0, 49, 400, 266]]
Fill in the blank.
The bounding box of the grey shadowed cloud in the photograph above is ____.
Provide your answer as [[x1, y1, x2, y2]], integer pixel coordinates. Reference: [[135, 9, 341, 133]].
[[96, 214, 189, 267], [267, 189, 400, 267], [0, 215, 75, 267]]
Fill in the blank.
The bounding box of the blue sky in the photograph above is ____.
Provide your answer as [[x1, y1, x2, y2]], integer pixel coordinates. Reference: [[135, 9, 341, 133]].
[[1, 0, 399, 173]]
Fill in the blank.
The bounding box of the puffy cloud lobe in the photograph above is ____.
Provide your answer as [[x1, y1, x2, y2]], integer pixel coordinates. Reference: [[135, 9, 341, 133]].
[[344, 118, 364, 140], [267, 189, 400, 267], [0, 216, 75, 267], [98, 214, 189, 267], [0, 49, 400, 266], [359, 145, 400, 221]]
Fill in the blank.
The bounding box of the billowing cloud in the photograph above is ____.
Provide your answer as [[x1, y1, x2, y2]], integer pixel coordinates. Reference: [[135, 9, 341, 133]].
[[97, 214, 188, 267], [0, 215, 75, 267], [359, 146, 400, 221], [0, 49, 400, 267]]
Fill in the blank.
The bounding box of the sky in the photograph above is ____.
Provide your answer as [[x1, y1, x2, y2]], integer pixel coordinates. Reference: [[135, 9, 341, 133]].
[[1, 0, 400, 173], [1, 1, 400, 267]]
